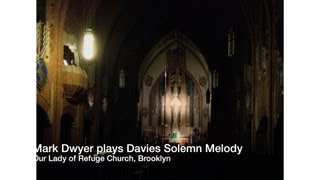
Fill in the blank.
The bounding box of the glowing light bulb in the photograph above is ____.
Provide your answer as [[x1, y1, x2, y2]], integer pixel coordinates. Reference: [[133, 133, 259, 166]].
[[83, 28, 94, 60]]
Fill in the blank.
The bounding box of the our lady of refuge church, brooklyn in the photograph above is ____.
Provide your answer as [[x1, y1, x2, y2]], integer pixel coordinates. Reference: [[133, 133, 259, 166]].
[[36, 0, 283, 179]]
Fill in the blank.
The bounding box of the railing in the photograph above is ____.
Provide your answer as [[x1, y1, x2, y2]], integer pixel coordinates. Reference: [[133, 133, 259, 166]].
[[62, 65, 88, 100]]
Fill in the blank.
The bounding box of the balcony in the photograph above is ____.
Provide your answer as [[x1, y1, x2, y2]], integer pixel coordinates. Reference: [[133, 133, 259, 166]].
[[62, 65, 88, 104]]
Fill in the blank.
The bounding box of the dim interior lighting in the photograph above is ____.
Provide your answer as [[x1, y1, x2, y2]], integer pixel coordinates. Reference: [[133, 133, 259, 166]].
[[83, 28, 95, 60]]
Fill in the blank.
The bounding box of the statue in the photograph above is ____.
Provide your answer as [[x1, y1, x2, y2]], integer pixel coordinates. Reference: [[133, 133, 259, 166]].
[[170, 83, 181, 132], [166, 67, 186, 135], [160, 48, 186, 138]]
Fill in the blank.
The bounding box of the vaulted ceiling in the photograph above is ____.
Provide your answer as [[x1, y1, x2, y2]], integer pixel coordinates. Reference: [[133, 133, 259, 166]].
[[64, 0, 251, 86]]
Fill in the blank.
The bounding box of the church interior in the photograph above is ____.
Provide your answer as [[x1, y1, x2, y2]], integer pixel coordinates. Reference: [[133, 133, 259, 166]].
[[36, 0, 283, 179]]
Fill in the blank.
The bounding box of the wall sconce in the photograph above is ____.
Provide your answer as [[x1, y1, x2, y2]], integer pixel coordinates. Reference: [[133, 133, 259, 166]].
[[83, 28, 95, 60]]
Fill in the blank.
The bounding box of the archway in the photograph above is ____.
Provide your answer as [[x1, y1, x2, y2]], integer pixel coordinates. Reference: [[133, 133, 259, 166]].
[[60, 113, 73, 144], [138, 31, 211, 144], [243, 120, 252, 153], [256, 115, 268, 154], [274, 113, 283, 157], [37, 104, 50, 145]]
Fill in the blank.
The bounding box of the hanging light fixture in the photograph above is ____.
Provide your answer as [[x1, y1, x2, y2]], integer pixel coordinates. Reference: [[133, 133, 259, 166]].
[[82, 0, 95, 61], [83, 28, 95, 60]]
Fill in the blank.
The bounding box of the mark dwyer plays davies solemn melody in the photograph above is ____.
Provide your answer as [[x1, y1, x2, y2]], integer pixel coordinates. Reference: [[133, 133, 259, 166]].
[[37, 144, 243, 155]]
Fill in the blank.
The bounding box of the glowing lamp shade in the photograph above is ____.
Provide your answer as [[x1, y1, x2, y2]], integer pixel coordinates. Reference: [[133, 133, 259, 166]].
[[83, 28, 95, 60]]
